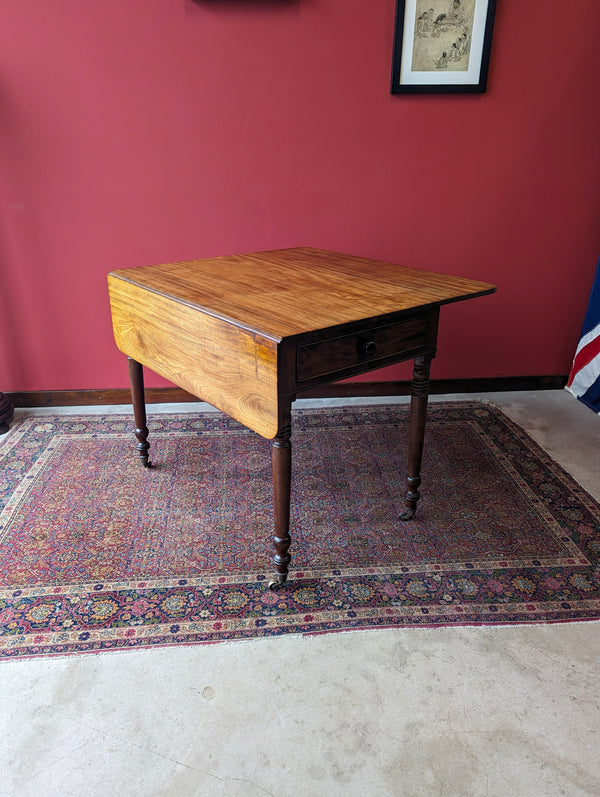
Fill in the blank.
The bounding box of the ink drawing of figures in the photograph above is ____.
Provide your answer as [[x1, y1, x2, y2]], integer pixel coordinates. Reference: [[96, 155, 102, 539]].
[[411, 0, 475, 72]]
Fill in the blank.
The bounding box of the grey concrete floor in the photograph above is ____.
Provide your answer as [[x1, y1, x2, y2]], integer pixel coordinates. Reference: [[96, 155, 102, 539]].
[[1, 391, 599, 796]]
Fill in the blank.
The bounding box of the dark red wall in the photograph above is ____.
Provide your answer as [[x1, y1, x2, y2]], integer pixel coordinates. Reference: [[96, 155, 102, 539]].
[[2, 1, 600, 392]]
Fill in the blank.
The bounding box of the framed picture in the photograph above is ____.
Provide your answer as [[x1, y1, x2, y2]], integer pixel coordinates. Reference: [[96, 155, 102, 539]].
[[391, 0, 497, 94]]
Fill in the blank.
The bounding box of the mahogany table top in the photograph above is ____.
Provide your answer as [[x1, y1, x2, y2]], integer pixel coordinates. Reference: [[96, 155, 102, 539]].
[[109, 247, 495, 341]]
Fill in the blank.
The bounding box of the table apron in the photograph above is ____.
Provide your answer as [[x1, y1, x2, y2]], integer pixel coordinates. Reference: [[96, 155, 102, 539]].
[[290, 307, 440, 392]]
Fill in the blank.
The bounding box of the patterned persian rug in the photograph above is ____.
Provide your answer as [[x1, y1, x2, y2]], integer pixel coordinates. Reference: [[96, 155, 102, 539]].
[[1, 402, 599, 659]]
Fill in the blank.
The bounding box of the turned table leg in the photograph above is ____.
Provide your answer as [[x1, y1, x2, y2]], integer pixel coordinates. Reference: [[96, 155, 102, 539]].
[[400, 354, 432, 520], [127, 357, 152, 468], [268, 410, 292, 590]]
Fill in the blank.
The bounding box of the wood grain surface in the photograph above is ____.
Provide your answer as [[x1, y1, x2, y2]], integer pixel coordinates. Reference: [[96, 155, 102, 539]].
[[109, 247, 496, 340], [108, 276, 281, 438], [108, 247, 496, 437]]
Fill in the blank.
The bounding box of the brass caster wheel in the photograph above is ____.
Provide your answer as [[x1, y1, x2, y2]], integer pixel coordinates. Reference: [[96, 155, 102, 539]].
[[399, 509, 416, 521], [268, 575, 287, 591]]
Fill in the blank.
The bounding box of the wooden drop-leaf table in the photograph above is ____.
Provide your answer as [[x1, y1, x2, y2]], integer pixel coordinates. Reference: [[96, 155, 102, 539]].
[[108, 247, 495, 588]]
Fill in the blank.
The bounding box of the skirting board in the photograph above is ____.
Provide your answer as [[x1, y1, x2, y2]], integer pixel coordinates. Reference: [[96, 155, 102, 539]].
[[8, 376, 567, 408]]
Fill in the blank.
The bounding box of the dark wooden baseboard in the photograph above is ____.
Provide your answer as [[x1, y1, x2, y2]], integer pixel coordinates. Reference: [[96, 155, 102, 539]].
[[7, 375, 568, 408]]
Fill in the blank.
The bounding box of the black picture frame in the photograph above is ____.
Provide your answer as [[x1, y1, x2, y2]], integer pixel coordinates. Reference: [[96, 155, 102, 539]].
[[391, 0, 497, 94]]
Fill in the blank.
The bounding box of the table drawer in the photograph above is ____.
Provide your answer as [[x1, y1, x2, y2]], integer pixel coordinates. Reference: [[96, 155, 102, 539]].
[[296, 315, 428, 382]]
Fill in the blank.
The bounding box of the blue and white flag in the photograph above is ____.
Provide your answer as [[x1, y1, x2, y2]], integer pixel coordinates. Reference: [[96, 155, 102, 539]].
[[566, 256, 600, 414]]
